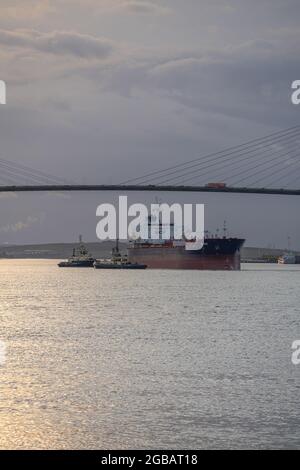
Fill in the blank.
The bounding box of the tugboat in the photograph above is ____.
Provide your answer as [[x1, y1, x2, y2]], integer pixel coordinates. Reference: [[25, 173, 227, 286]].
[[94, 239, 147, 270], [278, 238, 297, 265], [278, 253, 296, 265], [58, 236, 95, 267]]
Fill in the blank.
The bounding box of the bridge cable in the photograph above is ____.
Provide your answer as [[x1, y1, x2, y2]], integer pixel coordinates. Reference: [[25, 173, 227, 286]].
[[120, 125, 300, 184]]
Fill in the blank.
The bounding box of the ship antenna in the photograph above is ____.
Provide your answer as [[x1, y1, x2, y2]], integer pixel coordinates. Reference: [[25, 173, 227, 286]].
[[223, 220, 227, 239]]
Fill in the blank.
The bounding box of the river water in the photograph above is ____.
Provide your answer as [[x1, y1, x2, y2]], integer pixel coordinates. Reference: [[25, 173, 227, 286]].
[[0, 260, 299, 449]]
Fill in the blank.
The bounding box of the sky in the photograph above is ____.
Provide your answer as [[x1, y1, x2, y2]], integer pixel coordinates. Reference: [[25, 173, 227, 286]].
[[0, 0, 299, 248]]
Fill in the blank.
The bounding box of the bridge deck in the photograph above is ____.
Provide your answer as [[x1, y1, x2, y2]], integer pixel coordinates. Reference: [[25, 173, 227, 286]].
[[0, 185, 299, 196]]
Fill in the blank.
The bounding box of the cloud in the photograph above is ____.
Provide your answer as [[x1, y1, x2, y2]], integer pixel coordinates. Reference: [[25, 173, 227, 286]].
[[0, 29, 116, 59], [92, 29, 300, 127], [45, 191, 71, 199], [0, 193, 18, 200], [120, 1, 170, 15], [67, 0, 171, 16], [143, 34, 299, 123], [0, 0, 52, 20], [0, 215, 41, 233], [2, 23, 299, 133]]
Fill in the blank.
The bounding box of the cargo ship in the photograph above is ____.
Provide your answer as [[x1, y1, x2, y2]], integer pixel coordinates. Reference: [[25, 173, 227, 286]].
[[127, 219, 245, 270]]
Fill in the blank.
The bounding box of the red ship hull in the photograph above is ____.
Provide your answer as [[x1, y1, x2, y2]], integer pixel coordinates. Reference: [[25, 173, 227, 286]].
[[127, 242, 243, 270]]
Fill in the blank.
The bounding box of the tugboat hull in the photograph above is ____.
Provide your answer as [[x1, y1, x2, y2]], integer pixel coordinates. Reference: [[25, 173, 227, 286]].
[[58, 260, 94, 267], [93, 262, 147, 269]]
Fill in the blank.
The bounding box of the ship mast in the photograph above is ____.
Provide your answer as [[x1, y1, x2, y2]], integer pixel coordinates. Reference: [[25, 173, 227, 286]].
[[223, 220, 227, 239]]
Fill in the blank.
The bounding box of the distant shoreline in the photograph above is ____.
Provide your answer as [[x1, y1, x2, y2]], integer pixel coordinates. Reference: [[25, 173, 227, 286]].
[[1, 242, 299, 262]]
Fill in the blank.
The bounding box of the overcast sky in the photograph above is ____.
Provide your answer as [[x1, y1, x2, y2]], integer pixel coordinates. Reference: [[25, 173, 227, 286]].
[[0, 0, 299, 248]]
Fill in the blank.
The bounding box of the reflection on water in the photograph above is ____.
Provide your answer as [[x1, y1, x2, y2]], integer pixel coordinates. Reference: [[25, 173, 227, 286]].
[[0, 260, 299, 449]]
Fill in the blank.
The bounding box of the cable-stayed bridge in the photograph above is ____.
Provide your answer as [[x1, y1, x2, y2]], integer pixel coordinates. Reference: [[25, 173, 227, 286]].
[[1, 125, 300, 196]]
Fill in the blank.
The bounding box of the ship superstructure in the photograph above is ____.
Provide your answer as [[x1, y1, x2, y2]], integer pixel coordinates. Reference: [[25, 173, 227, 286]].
[[58, 236, 95, 267]]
